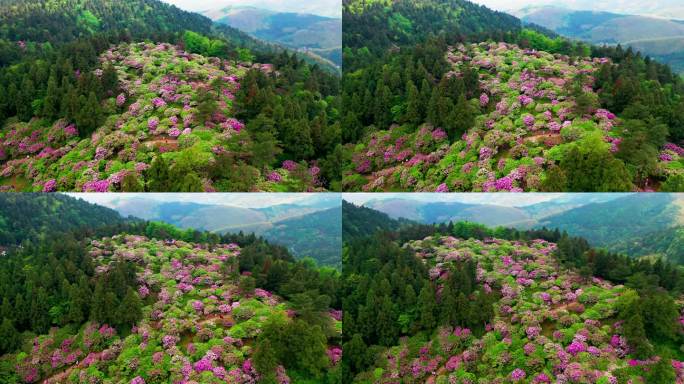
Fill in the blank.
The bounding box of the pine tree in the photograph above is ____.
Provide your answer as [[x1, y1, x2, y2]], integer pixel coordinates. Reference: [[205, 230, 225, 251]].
[[76, 91, 102, 137], [418, 284, 437, 331], [440, 284, 459, 326], [448, 94, 474, 141], [62, 86, 79, 122], [0, 318, 20, 354], [343, 334, 369, 378], [373, 83, 392, 129], [403, 285, 417, 308], [283, 119, 314, 161], [427, 87, 441, 127], [43, 73, 60, 120], [29, 288, 50, 333], [90, 281, 109, 324], [376, 295, 398, 346], [100, 64, 119, 97], [117, 288, 143, 328], [0, 297, 11, 321], [405, 80, 421, 126]]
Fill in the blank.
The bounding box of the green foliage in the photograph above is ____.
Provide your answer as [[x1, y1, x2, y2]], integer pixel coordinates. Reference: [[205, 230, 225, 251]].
[[183, 31, 228, 58]]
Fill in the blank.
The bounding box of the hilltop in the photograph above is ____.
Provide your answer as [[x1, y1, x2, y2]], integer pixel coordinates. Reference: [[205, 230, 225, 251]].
[[0, 194, 342, 383], [342, 0, 684, 192], [516, 5, 684, 73], [341, 204, 684, 382], [0, 0, 341, 192]]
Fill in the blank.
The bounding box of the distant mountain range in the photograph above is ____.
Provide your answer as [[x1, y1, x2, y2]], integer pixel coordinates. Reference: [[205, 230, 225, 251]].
[[205, 6, 341, 68], [515, 5, 684, 73], [360, 194, 684, 263], [263, 206, 341, 267], [361, 194, 620, 228], [502, 0, 684, 21], [105, 197, 341, 266]]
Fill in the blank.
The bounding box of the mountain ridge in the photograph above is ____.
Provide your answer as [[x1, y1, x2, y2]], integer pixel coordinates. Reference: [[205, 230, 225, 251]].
[[515, 5, 684, 73]]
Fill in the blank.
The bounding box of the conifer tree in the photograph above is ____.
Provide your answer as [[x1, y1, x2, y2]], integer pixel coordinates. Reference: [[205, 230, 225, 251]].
[[405, 80, 421, 126], [418, 284, 437, 330], [43, 73, 60, 120]]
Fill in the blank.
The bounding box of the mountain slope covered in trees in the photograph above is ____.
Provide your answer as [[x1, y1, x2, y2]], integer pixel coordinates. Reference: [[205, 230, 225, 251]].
[[0, 194, 342, 383], [103, 198, 342, 267], [341, 200, 416, 241], [262, 206, 342, 268], [0, 0, 341, 192], [207, 6, 342, 69], [516, 6, 684, 74], [342, 204, 684, 383], [0, 193, 130, 245], [541, 193, 684, 263], [341, 0, 684, 192]]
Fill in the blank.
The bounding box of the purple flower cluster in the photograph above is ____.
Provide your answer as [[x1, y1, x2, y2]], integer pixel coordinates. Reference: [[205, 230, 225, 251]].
[[480, 93, 489, 107], [82, 180, 110, 192], [43, 179, 57, 192]]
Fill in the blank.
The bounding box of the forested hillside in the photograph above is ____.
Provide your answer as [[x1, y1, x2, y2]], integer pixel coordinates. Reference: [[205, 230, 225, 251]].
[[0, 194, 342, 383], [516, 6, 684, 74], [342, 204, 684, 383], [541, 193, 684, 264], [263, 206, 342, 268], [0, 0, 341, 192], [341, 0, 684, 192], [0, 193, 130, 245], [341, 200, 416, 241], [208, 6, 343, 69]]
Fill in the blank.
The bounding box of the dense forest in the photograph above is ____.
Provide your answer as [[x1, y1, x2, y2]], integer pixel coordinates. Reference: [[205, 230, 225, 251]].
[[0, 194, 341, 383], [0, 193, 130, 244], [0, 0, 341, 192], [341, 0, 684, 192], [341, 200, 416, 240], [262, 206, 343, 268], [342, 202, 684, 383]]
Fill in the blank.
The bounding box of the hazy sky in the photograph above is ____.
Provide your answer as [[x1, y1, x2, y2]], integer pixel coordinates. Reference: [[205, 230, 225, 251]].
[[342, 193, 628, 207], [470, 0, 684, 19], [162, 0, 341, 18], [67, 193, 340, 209]]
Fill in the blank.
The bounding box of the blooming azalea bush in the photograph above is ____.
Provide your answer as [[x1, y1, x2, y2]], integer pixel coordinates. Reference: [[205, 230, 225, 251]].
[[9, 235, 339, 383], [361, 235, 684, 383], [343, 42, 683, 191], [0, 42, 323, 192]]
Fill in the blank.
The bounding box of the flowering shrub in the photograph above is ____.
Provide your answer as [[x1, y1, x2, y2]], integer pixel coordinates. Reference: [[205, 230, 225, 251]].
[[364, 235, 684, 383], [8, 235, 341, 383], [343, 42, 680, 191], [0, 42, 322, 192]]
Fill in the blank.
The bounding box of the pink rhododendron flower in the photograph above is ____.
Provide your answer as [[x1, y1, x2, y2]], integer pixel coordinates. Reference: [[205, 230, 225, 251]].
[[480, 93, 489, 107], [510, 368, 526, 381], [116, 93, 126, 107], [43, 179, 56, 192], [168, 128, 181, 138], [65, 124, 78, 136], [148, 117, 159, 130], [282, 160, 297, 171]]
